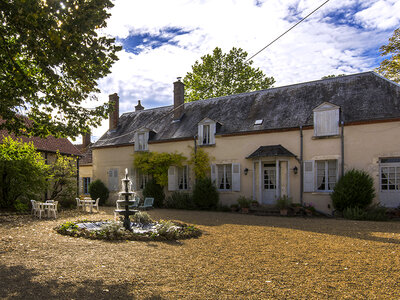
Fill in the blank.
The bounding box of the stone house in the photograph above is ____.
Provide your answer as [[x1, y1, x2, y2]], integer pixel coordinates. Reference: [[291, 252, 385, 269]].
[[91, 72, 400, 213]]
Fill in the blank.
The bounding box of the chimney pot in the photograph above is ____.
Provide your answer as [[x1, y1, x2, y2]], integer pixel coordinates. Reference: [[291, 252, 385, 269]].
[[109, 93, 119, 131], [135, 100, 144, 111]]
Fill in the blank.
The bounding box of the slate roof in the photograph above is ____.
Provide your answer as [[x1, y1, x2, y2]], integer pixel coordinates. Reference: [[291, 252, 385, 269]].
[[246, 145, 296, 159], [93, 72, 400, 149]]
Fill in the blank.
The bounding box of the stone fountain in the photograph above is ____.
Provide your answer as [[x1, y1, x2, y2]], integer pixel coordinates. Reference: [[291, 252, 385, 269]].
[[115, 168, 138, 230]]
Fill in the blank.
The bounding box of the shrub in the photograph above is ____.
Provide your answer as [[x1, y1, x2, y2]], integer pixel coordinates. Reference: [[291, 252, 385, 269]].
[[276, 195, 292, 209], [192, 177, 219, 210], [331, 169, 375, 212], [343, 205, 388, 221], [164, 192, 195, 209], [132, 211, 153, 224], [89, 179, 109, 206], [237, 196, 252, 208], [143, 178, 165, 207]]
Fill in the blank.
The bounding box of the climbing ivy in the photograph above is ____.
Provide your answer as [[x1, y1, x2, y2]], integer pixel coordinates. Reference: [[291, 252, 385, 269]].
[[133, 152, 187, 187], [188, 147, 211, 180]]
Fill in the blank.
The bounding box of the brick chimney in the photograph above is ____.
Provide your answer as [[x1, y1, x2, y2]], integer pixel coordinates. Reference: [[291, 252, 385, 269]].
[[173, 77, 184, 121], [82, 130, 91, 148], [109, 93, 119, 130], [135, 100, 144, 111]]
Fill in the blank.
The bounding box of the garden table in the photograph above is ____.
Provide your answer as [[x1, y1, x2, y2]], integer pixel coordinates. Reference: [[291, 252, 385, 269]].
[[38, 202, 56, 218], [80, 199, 95, 213]]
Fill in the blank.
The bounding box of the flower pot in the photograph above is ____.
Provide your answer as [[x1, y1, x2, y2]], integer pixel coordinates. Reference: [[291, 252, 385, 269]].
[[280, 209, 288, 216], [241, 207, 249, 214]]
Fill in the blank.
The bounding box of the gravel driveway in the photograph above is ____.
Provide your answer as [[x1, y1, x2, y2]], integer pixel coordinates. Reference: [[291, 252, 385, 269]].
[[1, 207, 399, 299]]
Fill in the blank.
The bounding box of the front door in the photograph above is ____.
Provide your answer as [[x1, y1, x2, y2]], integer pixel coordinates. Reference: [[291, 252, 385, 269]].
[[380, 159, 400, 207], [263, 164, 277, 204]]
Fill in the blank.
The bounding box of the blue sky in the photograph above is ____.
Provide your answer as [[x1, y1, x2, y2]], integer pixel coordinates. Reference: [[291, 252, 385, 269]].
[[80, 0, 400, 142]]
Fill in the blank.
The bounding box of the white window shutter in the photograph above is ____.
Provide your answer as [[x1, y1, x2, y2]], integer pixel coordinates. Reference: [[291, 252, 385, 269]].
[[134, 132, 139, 151], [144, 131, 149, 150], [198, 125, 203, 145], [130, 168, 137, 191], [187, 166, 192, 190], [303, 160, 315, 192], [211, 164, 217, 185], [168, 166, 177, 191], [210, 122, 216, 144], [231, 163, 241, 191], [113, 169, 119, 191]]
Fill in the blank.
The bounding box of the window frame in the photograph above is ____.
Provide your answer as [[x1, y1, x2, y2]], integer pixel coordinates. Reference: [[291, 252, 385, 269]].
[[178, 165, 189, 190], [315, 160, 337, 192], [217, 164, 232, 191], [83, 177, 91, 194]]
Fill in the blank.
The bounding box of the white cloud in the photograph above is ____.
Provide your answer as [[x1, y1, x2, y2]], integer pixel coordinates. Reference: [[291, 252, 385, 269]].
[[79, 0, 399, 143]]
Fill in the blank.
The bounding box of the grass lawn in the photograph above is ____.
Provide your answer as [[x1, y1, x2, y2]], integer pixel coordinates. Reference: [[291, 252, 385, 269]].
[[1, 207, 400, 299]]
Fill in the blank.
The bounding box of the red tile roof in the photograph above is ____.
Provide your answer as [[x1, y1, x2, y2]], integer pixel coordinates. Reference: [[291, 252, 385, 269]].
[[0, 129, 82, 156]]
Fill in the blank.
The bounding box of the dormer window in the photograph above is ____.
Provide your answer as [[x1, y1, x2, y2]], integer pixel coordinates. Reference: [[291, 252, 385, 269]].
[[313, 102, 340, 137], [198, 118, 217, 146], [134, 128, 154, 151]]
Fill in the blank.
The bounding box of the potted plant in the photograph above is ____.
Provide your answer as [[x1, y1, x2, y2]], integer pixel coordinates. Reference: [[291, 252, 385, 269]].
[[230, 203, 239, 212], [237, 196, 252, 214], [276, 195, 292, 216]]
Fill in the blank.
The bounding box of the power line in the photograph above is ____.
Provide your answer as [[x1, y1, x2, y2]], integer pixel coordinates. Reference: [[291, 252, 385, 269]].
[[246, 0, 332, 62]]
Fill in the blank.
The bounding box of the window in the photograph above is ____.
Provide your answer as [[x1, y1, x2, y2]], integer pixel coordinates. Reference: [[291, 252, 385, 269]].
[[139, 172, 148, 190], [304, 160, 337, 192], [217, 164, 232, 190], [138, 133, 146, 150], [381, 165, 400, 191], [198, 118, 216, 145], [203, 124, 211, 145], [178, 166, 188, 190], [313, 102, 340, 137], [316, 160, 337, 191], [83, 177, 91, 194]]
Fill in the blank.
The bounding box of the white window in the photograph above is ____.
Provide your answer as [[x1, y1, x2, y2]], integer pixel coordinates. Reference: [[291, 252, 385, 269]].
[[313, 102, 340, 137], [203, 124, 211, 145], [380, 158, 400, 191], [139, 172, 148, 190], [217, 164, 232, 190], [304, 160, 337, 192], [198, 118, 216, 145], [178, 166, 189, 190]]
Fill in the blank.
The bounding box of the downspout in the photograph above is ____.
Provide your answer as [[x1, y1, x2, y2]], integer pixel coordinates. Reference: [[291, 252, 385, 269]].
[[76, 157, 80, 197], [341, 118, 344, 178], [45, 152, 48, 201], [300, 126, 303, 205], [193, 135, 197, 184]]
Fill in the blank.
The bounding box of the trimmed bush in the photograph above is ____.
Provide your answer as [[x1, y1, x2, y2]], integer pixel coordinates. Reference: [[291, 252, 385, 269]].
[[331, 169, 375, 212], [143, 178, 165, 207], [164, 192, 195, 210], [192, 177, 219, 210], [89, 179, 109, 206]]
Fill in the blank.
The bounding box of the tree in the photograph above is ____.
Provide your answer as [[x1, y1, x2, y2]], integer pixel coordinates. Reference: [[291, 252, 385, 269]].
[[321, 74, 346, 79], [377, 28, 400, 83], [0, 136, 49, 209], [183, 47, 275, 102], [48, 152, 78, 207], [0, 0, 121, 138]]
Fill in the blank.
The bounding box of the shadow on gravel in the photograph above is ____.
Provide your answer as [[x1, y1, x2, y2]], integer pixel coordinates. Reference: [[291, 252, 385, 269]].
[[0, 264, 145, 300]]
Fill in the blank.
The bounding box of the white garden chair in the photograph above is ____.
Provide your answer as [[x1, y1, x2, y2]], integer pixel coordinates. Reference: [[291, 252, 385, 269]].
[[31, 200, 36, 215], [34, 202, 45, 219], [47, 201, 58, 218], [76, 198, 83, 210], [93, 198, 100, 212]]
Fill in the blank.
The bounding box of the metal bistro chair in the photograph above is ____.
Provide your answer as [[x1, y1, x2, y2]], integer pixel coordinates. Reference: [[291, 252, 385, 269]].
[[139, 197, 154, 210]]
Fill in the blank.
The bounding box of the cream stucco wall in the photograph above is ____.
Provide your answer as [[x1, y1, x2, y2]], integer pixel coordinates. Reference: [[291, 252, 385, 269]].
[[92, 120, 400, 213]]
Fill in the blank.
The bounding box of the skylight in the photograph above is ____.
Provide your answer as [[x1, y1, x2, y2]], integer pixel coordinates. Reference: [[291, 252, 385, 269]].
[[254, 119, 263, 125]]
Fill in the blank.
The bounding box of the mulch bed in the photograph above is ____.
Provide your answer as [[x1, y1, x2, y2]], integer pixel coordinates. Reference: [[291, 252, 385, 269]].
[[1, 207, 400, 299]]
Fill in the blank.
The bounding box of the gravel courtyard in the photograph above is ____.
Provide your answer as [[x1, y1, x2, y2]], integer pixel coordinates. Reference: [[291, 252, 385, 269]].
[[1, 207, 399, 299]]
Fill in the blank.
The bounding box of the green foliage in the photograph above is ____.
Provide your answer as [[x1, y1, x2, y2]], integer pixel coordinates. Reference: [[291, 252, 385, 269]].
[[192, 177, 219, 210], [164, 192, 195, 210], [133, 151, 186, 186], [48, 152, 77, 206], [0, 0, 121, 138], [0, 137, 49, 209], [343, 205, 388, 221], [188, 147, 211, 180], [183, 47, 275, 102], [377, 27, 400, 83], [237, 196, 252, 208], [132, 211, 153, 225], [331, 169, 375, 212], [276, 195, 292, 209], [321, 74, 346, 79], [142, 178, 165, 208], [89, 179, 109, 206], [14, 199, 29, 212]]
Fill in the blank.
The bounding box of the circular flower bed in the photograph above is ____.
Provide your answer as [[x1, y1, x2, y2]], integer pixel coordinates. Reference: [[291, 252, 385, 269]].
[[55, 219, 202, 241]]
